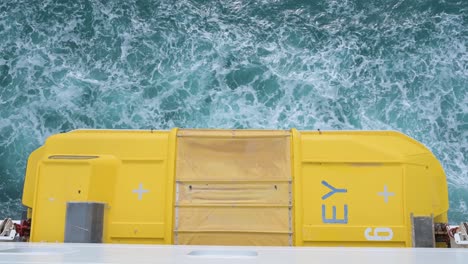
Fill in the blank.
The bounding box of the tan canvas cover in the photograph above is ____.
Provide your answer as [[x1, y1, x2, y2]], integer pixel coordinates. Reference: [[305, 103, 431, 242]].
[[177, 182, 291, 205], [174, 130, 292, 246], [177, 233, 290, 246]]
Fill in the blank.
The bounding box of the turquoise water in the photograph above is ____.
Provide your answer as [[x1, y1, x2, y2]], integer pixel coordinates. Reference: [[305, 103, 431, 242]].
[[0, 0, 466, 223]]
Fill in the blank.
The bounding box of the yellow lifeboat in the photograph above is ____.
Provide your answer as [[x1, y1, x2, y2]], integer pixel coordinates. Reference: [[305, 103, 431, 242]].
[[21, 129, 449, 247]]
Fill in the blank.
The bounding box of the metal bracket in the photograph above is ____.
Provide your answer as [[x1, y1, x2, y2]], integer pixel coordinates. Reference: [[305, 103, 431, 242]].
[[0, 218, 17, 242], [411, 214, 435, 248], [453, 222, 468, 246], [64, 202, 105, 243]]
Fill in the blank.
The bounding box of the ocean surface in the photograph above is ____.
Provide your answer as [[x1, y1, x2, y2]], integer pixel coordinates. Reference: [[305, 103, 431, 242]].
[[0, 0, 467, 223]]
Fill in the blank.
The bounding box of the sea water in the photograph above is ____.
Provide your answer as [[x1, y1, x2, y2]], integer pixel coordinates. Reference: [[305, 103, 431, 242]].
[[0, 0, 466, 223]]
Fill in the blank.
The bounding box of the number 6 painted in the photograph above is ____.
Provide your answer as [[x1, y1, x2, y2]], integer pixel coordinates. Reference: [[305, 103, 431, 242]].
[[364, 227, 393, 241]]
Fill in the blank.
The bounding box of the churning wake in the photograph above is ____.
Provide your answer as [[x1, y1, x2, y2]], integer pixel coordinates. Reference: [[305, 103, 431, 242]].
[[0, 0, 467, 222]]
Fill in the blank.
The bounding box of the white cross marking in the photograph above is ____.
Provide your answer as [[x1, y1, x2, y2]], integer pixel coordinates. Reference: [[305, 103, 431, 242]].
[[133, 183, 149, 200], [378, 185, 395, 203]]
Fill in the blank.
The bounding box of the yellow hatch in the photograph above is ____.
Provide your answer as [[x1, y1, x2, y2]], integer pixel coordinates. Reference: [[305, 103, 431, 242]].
[[22, 129, 448, 247]]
